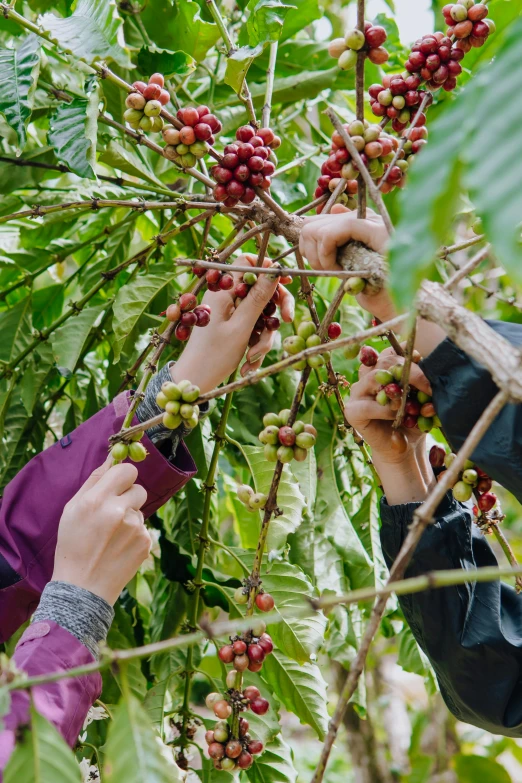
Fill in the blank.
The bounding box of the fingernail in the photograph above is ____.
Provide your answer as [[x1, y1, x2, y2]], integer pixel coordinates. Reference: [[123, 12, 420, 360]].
[[250, 352, 263, 363]]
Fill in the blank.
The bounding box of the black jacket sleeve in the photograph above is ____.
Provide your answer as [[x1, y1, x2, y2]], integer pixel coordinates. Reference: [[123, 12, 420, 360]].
[[381, 494, 522, 737], [420, 320, 522, 504], [381, 320, 522, 736]]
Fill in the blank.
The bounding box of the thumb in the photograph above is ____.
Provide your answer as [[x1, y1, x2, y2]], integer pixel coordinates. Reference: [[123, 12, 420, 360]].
[[75, 454, 113, 497], [232, 260, 279, 332], [330, 204, 350, 214]]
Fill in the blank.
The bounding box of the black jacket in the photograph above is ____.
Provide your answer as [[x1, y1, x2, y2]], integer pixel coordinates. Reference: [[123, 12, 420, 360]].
[[380, 320, 522, 737]]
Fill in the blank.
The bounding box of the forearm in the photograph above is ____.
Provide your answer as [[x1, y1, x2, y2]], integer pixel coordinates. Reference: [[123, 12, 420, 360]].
[[373, 442, 434, 506]]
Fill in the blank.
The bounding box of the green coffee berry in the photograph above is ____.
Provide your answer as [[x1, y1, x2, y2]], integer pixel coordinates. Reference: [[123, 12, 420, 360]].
[[295, 432, 316, 449], [259, 425, 280, 445], [453, 480, 473, 503], [292, 421, 305, 436], [234, 587, 248, 605], [462, 469, 478, 486], [237, 484, 254, 504], [307, 354, 325, 369], [375, 369, 393, 386], [244, 272, 258, 286], [163, 412, 182, 429], [283, 335, 306, 355], [162, 382, 181, 401], [376, 390, 389, 406], [165, 400, 180, 415], [181, 383, 200, 403], [343, 277, 365, 295], [293, 447, 308, 462], [298, 321, 317, 340], [417, 416, 434, 433], [277, 445, 295, 464], [293, 360, 307, 371], [416, 390, 431, 404], [343, 344, 360, 360], [129, 442, 147, 462], [263, 412, 281, 428], [180, 403, 195, 419], [249, 493, 267, 510], [111, 442, 129, 462], [279, 409, 292, 426], [264, 444, 279, 462], [338, 49, 358, 70], [306, 334, 322, 348]]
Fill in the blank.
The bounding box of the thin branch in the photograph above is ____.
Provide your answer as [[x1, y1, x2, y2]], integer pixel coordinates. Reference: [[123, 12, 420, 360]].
[[444, 244, 491, 290], [262, 42, 278, 128], [356, 0, 366, 218], [392, 318, 416, 429], [173, 258, 370, 279], [273, 148, 324, 178]]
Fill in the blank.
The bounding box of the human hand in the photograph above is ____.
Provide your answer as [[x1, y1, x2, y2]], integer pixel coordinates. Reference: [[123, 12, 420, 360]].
[[299, 204, 396, 323], [345, 347, 435, 504], [52, 460, 150, 605], [171, 254, 295, 392]]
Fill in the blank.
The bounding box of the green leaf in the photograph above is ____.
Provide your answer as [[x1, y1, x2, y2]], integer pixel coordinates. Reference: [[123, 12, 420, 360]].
[[224, 44, 264, 94], [48, 93, 98, 179], [99, 140, 164, 187], [40, 0, 131, 68], [112, 264, 177, 362], [143, 678, 170, 731], [51, 304, 105, 373], [454, 755, 512, 783], [246, 735, 298, 783], [0, 35, 40, 150], [4, 703, 81, 783], [242, 445, 305, 551], [261, 650, 328, 739], [0, 296, 32, 365], [104, 691, 183, 783], [137, 46, 195, 78], [315, 435, 373, 589], [247, 0, 297, 46], [397, 625, 430, 677], [280, 0, 322, 41], [169, 1, 221, 63]]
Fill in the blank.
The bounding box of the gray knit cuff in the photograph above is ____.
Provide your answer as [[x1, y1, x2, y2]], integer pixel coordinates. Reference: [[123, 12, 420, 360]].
[[137, 362, 209, 448], [33, 581, 114, 660]]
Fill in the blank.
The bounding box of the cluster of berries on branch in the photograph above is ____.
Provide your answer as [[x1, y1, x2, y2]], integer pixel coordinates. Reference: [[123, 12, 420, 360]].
[[164, 292, 211, 342], [259, 410, 317, 464], [205, 685, 267, 771], [163, 105, 222, 169], [111, 431, 147, 464], [429, 446, 496, 512], [235, 271, 282, 348], [443, 2, 494, 51], [217, 626, 274, 673], [328, 21, 389, 69], [194, 265, 235, 293], [369, 74, 431, 135], [123, 73, 169, 134], [211, 125, 280, 207], [237, 484, 268, 513], [283, 319, 331, 369], [155, 379, 200, 430]]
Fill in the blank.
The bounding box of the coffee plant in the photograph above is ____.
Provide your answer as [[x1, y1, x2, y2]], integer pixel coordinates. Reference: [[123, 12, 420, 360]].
[[1, 1, 522, 781]]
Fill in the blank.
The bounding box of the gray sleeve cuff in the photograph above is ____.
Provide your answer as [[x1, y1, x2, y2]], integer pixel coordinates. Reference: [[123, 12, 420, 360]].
[[33, 581, 114, 660], [136, 362, 210, 449]]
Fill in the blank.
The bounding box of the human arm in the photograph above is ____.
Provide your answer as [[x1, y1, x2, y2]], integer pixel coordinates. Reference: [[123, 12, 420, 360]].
[[345, 351, 522, 737], [1, 462, 150, 772]]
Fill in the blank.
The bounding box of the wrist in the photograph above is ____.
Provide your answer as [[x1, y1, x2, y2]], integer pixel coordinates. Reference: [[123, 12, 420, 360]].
[[373, 451, 430, 506]]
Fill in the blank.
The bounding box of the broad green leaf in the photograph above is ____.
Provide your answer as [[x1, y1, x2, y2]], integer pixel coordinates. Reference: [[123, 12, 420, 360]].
[[242, 445, 305, 551], [290, 443, 317, 507], [137, 46, 195, 78], [31, 284, 64, 331], [48, 93, 99, 179], [246, 735, 298, 783], [247, 0, 297, 46], [261, 650, 328, 739], [280, 0, 322, 41], [236, 554, 326, 663], [112, 264, 177, 362], [104, 691, 183, 783], [241, 669, 283, 745], [40, 0, 131, 68], [99, 140, 164, 187], [169, 1, 220, 63], [0, 296, 32, 365], [314, 530, 348, 596], [4, 704, 81, 783], [315, 435, 373, 589], [397, 625, 430, 677], [143, 678, 170, 731], [454, 755, 512, 783], [0, 35, 40, 150], [225, 44, 264, 94], [389, 93, 472, 311], [51, 304, 105, 372], [19, 343, 54, 415]]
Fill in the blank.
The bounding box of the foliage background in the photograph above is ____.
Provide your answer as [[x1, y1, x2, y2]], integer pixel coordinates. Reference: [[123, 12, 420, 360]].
[[1, 0, 522, 781]]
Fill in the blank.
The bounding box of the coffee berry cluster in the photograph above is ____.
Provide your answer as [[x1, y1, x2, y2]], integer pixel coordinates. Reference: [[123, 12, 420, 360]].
[[111, 431, 147, 464], [205, 683, 268, 772], [429, 446, 497, 512], [211, 125, 280, 207], [163, 105, 222, 169], [259, 410, 317, 464], [283, 319, 331, 369], [237, 484, 268, 513], [164, 292, 211, 342], [218, 626, 274, 673], [369, 74, 431, 137], [328, 20, 389, 70], [155, 379, 200, 430], [443, 2, 495, 52], [315, 120, 408, 205], [373, 364, 440, 434], [123, 73, 169, 134]]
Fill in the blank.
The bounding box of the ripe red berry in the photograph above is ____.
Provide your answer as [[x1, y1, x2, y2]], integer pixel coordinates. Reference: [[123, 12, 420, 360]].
[[250, 135, 264, 148], [403, 415, 418, 429], [238, 751, 253, 770], [384, 383, 402, 400], [264, 316, 280, 331], [226, 740, 243, 759], [213, 184, 228, 202], [227, 180, 245, 199], [194, 122, 212, 141], [158, 89, 170, 105], [209, 742, 226, 760], [248, 740, 264, 755], [219, 274, 234, 290], [236, 125, 255, 142], [328, 322, 342, 340], [218, 645, 235, 663], [369, 83, 384, 99], [241, 187, 256, 204], [212, 166, 233, 184], [477, 476, 493, 493], [233, 640, 247, 655], [247, 644, 265, 663], [143, 83, 162, 101], [175, 323, 191, 341], [258, 633, 274, 654], [201, 113, 220, 132], [429, 445, 446, 468], [194, 306, 211, 327], [234, 164, 251, 182], [365, 25, 387, 48], [249, 172, 264, 187], [248, 156, 265, 172], [409, 51, 426, 70], [420, 36, 438, 54], [235, 282, 250, 299], [255, 593, 275, 612], [149, 73, 165, 87], [262, 161, 276, 177], [132, 80, 147, 94], [222, 153, 240, 170], [244, 685, 261, 701], [250, 698, 270, 715], [248, 660, 263, 672], [179, 292, 197, 312], [239, 717, 249, 736], [278, 426, 296, 447], [237, 143, 255, 161], [405, 399, 421, 417], [359, 346, 378, 367], [181, 311, 197, 327], [257, 127, 275, 146], [181, 106, 199, 126], [478, 492, 497, 513]]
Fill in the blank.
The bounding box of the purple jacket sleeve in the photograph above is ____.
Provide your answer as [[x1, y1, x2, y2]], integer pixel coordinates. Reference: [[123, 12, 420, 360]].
[[0, 391, 196, 642], [0, 621, 101, 773]]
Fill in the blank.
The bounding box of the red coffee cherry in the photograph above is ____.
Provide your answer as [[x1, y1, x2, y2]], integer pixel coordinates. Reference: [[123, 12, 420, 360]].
[[233, 640, 247, 655], [226, 740, 243, 759], [258, 633, 274, 654], [328, 322, 342, 340], [149, 73, 165, 87], [218, 645, 235, 663], [238, 751, 253, 769], [250, 697, 270, 715], [359, 346, 379, 367], [248, 740, 264, 755], [478, 492, 497, 512], [175, 323, 191, 341], [247, 644, 265, 663], [255, 593, 275, 612], [243, 685, 261, 701], [179, 292, 197, 312], [429, 445, 446, 468]]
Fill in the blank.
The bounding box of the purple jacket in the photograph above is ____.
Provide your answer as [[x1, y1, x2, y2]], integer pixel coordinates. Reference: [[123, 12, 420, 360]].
[[0, 392, 196, 770]]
